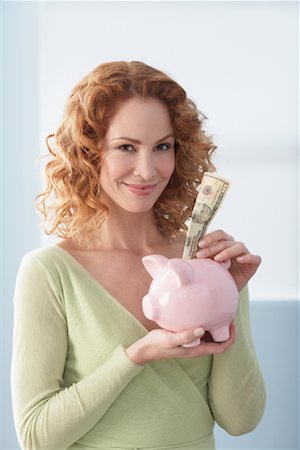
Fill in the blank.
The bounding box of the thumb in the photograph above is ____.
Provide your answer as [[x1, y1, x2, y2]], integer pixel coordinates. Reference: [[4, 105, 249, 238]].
[[173, 326, 205, 347]]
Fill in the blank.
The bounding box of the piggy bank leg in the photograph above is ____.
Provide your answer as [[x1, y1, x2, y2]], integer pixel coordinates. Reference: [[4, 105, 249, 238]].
[[211, 326, 230, 342], [182, 338, 201, 348]]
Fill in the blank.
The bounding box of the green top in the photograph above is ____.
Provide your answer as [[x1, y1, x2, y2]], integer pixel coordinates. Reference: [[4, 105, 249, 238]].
[[11, 245, 266, 450]]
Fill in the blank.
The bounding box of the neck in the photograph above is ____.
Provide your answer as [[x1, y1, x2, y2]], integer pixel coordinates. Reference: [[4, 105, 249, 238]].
[[98, 207, 167, 254]]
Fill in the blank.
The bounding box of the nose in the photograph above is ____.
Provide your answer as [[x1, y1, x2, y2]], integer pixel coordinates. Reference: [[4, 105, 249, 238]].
[[133, 151, 157, 180]]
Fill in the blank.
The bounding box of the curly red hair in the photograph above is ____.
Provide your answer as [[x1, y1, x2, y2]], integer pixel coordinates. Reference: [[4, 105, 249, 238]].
[[35, 61, 217, 249]]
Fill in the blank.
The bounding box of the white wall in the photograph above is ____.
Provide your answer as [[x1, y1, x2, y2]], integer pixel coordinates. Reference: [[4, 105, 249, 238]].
[[38, 1, 299, 301]]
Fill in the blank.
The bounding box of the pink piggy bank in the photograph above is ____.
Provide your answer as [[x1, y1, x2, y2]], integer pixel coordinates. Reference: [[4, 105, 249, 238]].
[[142, 255, 239, 347]]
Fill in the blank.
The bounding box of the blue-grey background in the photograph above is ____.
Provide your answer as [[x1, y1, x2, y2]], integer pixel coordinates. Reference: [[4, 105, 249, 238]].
[[1, 1, 299, 449]]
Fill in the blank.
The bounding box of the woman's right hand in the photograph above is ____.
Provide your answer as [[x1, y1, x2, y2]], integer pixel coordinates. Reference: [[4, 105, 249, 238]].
[[125, 322, 236, 365]]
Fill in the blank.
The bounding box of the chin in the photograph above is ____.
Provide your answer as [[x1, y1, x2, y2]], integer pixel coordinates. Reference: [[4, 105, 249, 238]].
[[123, 204, 156, 214]]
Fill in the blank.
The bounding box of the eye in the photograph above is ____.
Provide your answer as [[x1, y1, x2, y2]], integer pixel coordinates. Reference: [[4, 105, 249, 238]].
[[155, 143, 171, 151], [117, 144, 134, 152]]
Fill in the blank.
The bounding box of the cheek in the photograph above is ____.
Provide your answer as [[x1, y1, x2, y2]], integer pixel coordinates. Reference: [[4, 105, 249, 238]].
[[160, 153, 175, 179], [101, 155, 132, 181]]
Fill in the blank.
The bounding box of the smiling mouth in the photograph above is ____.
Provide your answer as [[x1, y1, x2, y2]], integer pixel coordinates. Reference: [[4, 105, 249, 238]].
[[122, 182, 158, 196], [123, 183, 157, 189]]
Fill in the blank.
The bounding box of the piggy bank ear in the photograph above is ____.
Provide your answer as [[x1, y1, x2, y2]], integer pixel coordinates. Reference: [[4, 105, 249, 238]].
[[168, 258, 193, 287], [221, 259, 231, 270], [142, 254, 169, 278]]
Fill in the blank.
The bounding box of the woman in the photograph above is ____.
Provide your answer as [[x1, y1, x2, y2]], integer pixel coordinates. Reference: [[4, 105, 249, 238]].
[[11, 61, 266, 450]]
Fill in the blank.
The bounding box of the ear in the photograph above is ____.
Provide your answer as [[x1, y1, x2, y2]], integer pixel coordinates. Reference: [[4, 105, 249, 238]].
[[168, 258, 193, 287], [142, 254, 169, 278]]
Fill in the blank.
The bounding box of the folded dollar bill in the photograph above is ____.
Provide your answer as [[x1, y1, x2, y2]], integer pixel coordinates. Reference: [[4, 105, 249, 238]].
[[182, 173, 231, 260]]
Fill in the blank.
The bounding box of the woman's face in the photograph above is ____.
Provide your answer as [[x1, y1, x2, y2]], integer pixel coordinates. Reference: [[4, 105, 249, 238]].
[[98, 97, 175, 214]]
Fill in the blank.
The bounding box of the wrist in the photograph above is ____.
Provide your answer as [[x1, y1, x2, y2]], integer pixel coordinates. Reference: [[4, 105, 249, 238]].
[[125, 340, 150, 366]]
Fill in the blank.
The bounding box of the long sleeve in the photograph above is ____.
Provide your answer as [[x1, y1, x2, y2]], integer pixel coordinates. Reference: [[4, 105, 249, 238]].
[[11, 254, 144, 450], [208, 284, 266, 436]]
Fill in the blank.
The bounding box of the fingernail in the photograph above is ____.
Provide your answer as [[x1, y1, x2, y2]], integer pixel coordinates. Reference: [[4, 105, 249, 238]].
[[214, 254, 222, 261], [194, 327, 205, 337], [198, 240, 206, 248], [197, 249, 206, 257]]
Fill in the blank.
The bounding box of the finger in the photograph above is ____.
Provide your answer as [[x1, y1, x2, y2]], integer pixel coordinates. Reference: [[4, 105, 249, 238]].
[[236, 254, 262, 264], [198, 229, 234, 248], [169, 327, 205, 348], [196, 240, 241, 259], [212, 242, 250, 262]]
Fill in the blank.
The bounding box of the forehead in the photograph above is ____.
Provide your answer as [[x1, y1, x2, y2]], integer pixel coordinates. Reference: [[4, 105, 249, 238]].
[[105, 97, 173, 137]]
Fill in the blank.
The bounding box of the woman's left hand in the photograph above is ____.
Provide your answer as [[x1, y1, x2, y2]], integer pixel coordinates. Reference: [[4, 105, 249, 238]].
[[195, 229, 262, 292]]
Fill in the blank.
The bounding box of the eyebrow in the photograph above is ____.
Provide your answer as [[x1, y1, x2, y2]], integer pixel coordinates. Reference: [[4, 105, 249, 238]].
[[112, 134, 175, 144]]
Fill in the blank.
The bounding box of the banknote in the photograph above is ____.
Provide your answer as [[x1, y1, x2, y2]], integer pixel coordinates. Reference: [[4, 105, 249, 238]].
[[182, 173, 231, 260]]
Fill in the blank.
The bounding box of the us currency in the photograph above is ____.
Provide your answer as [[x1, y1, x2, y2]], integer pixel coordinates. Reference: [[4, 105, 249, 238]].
[[182, 173, 231, 260]]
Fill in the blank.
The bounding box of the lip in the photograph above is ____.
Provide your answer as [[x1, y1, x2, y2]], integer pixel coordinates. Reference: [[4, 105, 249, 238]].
[[123, 182, 158, 196]]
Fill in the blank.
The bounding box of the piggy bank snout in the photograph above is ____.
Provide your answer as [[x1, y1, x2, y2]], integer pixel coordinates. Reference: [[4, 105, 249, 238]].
[[142, 294, 159, 321]]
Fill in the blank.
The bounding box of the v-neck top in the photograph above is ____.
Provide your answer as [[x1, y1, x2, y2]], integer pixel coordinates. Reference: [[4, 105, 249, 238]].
[[11, 245, 266, 450]]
